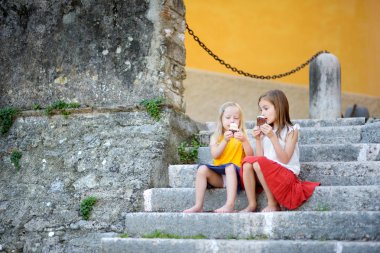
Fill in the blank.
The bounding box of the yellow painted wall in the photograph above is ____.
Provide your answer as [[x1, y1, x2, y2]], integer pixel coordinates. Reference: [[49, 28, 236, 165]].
[[184, 0, 380, 98]]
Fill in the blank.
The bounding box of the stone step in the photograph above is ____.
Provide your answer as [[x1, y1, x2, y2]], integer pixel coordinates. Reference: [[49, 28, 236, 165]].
[[168, 161, 380, 188], [199, 125, 363, 146], [169, 161, 380, 188], [101, 238, 380, 253], [143, 186, 380, 212], [123, 211, 379, 241], [202, 117, 366, 132], [198, 143, 380, 163]]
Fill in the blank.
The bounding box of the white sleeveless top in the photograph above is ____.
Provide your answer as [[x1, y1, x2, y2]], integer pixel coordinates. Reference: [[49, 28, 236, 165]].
[[262, 124, 301, 175]]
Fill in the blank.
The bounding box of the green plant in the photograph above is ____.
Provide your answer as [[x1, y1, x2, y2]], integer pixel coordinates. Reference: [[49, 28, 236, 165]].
[[45, 100, 80, 117], [142, 230, 206, 239], [10, 150, 22, 170], [32, 104, 41, 110], [119, 234, 129, 238], [139, 97, 165, 121], [80, 196, 97, 220], [0, 107, 20, 135], [246, 234, 269, 240], [61, 110, 71, 119], [315, 204, 330, 211], [187, 234, 207, 239], [178, 135, 200, 164]]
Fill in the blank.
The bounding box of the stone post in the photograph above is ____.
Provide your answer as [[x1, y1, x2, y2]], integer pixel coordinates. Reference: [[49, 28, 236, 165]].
[[309, 53, 341, 119]]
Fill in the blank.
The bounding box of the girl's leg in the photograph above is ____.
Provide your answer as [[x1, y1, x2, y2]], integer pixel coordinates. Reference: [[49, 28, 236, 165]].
[[214, 164, 237, 213], [183, 165, 224, 213], [252, 162, 280, 212], [240, 162, 257, 212]]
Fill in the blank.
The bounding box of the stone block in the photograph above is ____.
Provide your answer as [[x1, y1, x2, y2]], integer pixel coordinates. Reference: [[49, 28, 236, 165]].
[[101, 238, 380, 253], [198, 143, 380, 164], [168, 161, 380, 188], [143, 186, 380, 212], [123, 212, 380, 240], [199, 125, 363, 146], [361, 121, 380, 143]]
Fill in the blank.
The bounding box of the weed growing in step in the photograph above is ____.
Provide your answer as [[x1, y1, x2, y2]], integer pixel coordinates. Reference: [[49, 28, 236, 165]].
[[142, 230, 206, 239], [32, 104, 42, 110], [119, 234, 129, 238], [246, 234, 269, 240], [45, 100, 80, 117], [139, 97, 165, 121], [10, 150, 22, 170], [316, 204, 330, 211], [0, 107, 20, 135], [178, 135, 200, 164], [80, 196, 97, 220]]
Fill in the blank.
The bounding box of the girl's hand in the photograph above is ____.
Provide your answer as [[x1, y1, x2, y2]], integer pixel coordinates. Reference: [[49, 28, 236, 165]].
[[252, 126, 262, 140], [260, 124, 275, 138], [224, 130, 233, 141], [233, 131, 245, 142]]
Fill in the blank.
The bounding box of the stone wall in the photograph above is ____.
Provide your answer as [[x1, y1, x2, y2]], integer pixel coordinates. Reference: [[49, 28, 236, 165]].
[[0, 0, 196, 252], [0, 0, 186, 111], [0, 107, 199, 252]]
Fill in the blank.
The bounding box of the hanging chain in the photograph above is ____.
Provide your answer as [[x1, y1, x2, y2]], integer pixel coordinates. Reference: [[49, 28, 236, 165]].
[[186, 24, 329, 80]]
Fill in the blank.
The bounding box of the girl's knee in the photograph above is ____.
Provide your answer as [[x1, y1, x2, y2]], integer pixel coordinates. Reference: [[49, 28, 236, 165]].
[[243, 162, 252, 170], [225, 164, 236, 174], [197, 165, 209, 175], [252, 162, 261, 173], [243, 162, 254, 175]]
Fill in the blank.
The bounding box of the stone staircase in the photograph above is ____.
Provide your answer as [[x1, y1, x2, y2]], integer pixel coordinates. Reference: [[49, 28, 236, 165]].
[[101, 117, 380, 253]]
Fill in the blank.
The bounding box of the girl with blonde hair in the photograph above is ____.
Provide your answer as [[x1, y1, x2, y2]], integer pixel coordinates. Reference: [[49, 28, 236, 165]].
[[184, 102, 253, 213]]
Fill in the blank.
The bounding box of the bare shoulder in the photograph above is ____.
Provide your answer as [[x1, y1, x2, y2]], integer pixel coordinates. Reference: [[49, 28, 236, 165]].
[[209, 134, 219, 146], [286, 124, 299, 141]]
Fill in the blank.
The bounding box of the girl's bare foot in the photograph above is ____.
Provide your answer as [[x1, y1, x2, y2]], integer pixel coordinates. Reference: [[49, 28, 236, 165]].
[[261, 205, 281, 212], [213, 205, 235, 213], [183, 206, 203, 213], [239, 205, 257, 213]]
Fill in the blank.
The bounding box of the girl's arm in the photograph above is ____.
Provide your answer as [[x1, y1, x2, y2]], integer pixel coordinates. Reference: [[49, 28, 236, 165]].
[[253, 126, 264, 156], [265, 127, 299, 164], [234, 131, 254, 156], [210, 132, 231, 159], [242, 137, 254, 156]]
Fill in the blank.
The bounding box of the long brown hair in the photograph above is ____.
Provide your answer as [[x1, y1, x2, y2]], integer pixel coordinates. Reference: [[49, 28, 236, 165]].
[[258, 90, 293, 138], [212, 102, 247, 140]]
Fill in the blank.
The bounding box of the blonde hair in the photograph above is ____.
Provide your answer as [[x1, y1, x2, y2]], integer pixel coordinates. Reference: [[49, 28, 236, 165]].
[[258, 90, 293, 138], [211, 102, 247, 140]]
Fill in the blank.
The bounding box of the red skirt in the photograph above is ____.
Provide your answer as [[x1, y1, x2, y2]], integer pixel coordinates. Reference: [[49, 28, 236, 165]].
[[240, 156, 320, 210]]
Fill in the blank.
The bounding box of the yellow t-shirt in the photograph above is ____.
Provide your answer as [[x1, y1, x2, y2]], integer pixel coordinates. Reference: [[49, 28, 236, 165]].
[[213, 136, 245, 167]]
